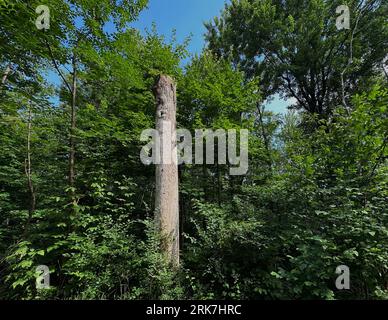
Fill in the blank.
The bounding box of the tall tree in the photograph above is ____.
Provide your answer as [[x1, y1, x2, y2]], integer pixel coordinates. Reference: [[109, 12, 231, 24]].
[[205, 0, 388, 115]]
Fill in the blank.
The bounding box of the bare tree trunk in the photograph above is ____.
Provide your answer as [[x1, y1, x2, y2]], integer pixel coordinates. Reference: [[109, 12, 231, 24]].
[[69, 54, 77, 195], [24, 106, 36, 235], [1, 64, 12, 86], [341, 6, 362, 113], [154, 75, 179, 267]]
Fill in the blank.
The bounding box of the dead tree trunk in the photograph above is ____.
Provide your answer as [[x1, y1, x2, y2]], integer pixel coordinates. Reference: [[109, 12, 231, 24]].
[[153, 75, 180, 267]]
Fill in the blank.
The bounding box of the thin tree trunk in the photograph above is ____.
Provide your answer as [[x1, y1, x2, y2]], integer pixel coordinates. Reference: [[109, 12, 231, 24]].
[[154, 75, 180, 267], [24, 106, 36, 235], [69, 53, 77, 195], [341, 6, 361, 113], [216, 161, 221, 207], [257, 104, 272, 172], [202, 163, 208, 200]]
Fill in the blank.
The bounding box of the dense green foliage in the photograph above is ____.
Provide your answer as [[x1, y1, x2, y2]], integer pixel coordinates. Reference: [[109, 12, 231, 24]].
[[0, 0, 387, 300], [206, 0, 388, 114]]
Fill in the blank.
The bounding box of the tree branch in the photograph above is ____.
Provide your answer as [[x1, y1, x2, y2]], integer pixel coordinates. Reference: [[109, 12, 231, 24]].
[[43, 38, 73, 94]]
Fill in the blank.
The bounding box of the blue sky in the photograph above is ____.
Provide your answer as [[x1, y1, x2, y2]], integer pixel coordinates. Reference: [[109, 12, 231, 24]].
[[131, 0, 228, 58], [130, 0, 292, 113], [50, 0, 293, 113]]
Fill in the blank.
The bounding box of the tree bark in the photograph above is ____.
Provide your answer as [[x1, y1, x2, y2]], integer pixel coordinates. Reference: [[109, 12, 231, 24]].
[[24, 106, 36, 236], [69, 53, 77, 193], [153, 75, 180, 267]]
